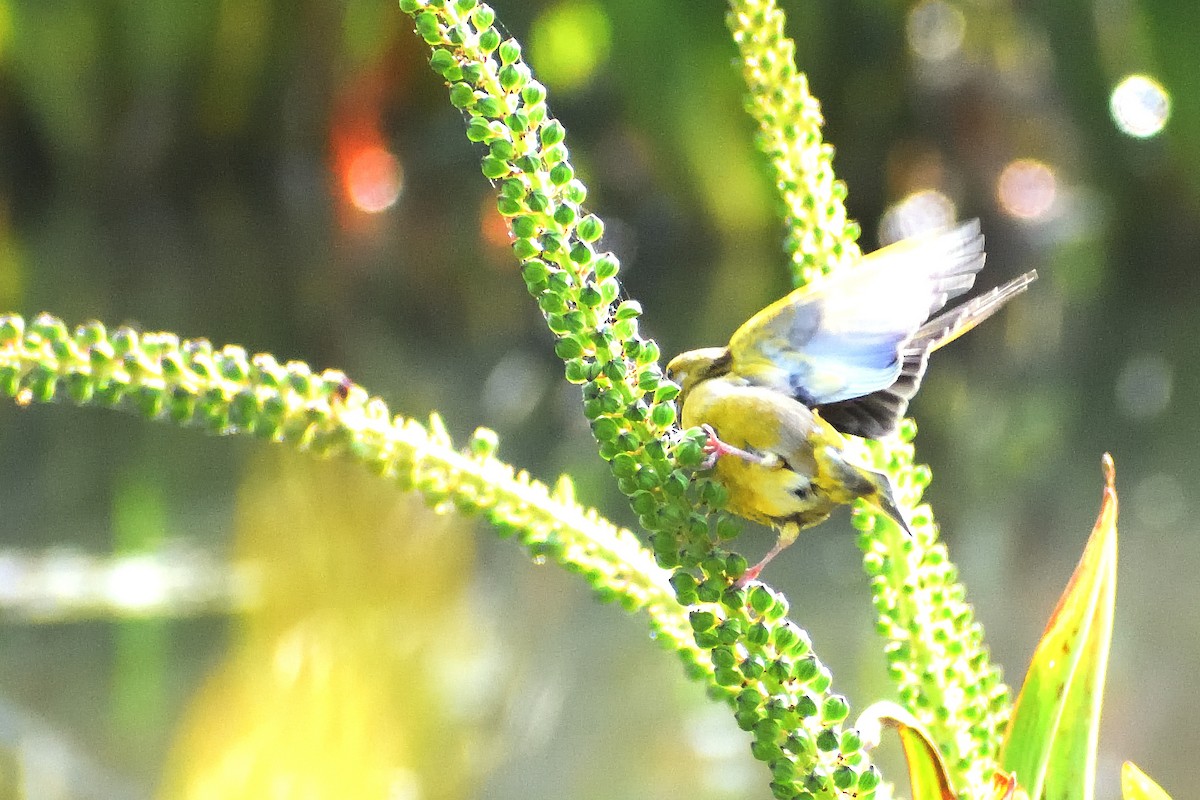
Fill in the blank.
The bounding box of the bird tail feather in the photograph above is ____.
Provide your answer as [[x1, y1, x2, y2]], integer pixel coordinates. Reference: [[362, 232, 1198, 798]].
[[919, 270, 1039, 353]]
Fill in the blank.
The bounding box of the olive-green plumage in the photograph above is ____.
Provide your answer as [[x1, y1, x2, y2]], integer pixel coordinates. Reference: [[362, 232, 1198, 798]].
[[667, 220, 1036, 583]]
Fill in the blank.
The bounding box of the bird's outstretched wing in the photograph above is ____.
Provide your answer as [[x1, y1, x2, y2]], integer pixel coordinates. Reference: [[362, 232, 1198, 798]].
[[726, 220, 988, 406], [815, 270, 1038, 438]]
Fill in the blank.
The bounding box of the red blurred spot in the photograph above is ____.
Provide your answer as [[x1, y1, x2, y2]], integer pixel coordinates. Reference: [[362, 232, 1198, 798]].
[[480, 196, 514, 247], [344, 146, 403, 213], [329, 62, 406, 225]]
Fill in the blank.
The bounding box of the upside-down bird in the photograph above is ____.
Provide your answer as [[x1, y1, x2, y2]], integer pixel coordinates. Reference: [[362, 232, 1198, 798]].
[[666, 220, 1036, 584]]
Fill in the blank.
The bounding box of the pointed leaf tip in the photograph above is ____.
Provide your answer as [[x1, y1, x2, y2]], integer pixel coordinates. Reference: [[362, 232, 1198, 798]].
[[1122, 761, 1173, 800], [1101, 453, 1117, 519]]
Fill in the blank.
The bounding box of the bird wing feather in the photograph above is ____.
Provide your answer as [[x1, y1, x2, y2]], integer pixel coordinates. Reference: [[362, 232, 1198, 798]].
[[726, 220, 988, 406], [814, 269, 1037, 438]]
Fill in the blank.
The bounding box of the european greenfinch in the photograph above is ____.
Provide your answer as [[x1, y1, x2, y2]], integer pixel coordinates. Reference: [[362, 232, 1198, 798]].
[[666, 220, 1036, 584]]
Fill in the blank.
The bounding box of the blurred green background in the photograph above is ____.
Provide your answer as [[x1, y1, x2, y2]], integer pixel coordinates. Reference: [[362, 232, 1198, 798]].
[[0, 0, 1194, 797]]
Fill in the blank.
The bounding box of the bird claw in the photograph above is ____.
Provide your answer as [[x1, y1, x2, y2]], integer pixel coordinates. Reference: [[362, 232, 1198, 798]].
[[697, 425, 722, 470], [699, 424, 778, 470], [732, 564, 763, 590]]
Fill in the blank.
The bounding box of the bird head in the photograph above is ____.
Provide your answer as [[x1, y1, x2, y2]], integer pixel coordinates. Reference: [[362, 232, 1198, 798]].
[[665, 347, 731, 403]]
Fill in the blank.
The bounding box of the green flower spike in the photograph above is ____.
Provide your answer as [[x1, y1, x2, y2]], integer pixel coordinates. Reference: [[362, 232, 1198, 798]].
[[725, 0, 862, 286], [399, 2, 879, 796], [0, 312, 714, 687], [725, 1, 1009, 795]]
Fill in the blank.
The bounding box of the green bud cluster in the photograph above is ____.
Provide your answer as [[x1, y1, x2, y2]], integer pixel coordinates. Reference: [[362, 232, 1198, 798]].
[[404, 0, 759, 662], [0, 313, 356, 444], [401, 1, 695, 548], [678, 578, 880, 800], [725, 0, 862, 287], [848, 425, 1012, 792]]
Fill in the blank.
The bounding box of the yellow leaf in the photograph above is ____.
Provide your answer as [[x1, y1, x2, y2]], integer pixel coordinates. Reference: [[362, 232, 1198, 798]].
[[1122, 762, 1173, 800]]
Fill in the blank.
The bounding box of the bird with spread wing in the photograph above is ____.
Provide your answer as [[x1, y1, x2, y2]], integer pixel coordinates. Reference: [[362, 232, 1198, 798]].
[[666, 220, 1036, 584]]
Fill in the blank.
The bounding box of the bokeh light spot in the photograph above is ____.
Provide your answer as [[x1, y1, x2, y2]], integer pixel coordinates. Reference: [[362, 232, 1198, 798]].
[[482, 349, 550, 427], [906, 0, 966, 62], [996, 159, 1057, 221], [1110, 74, 1170, 138], [106, 556, 169, 611], [1116, 352, 1172, 420], [344, 146, 404, 213], [879, 190, 957, 245], [529, 0, 612, 92]]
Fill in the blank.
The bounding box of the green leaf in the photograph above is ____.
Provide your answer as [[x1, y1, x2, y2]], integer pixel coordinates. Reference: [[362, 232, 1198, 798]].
[[999, 454, 1119, 799], [1121, 762, 1173, 800]]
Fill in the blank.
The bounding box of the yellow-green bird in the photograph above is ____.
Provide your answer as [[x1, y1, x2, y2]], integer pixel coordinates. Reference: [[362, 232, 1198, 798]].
[[666, 220, 1036, 583]]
